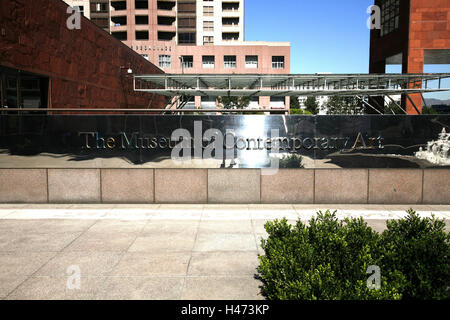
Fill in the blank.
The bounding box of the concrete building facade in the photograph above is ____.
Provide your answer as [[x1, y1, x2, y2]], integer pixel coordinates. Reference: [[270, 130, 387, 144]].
[[370, 0, 450, 114]]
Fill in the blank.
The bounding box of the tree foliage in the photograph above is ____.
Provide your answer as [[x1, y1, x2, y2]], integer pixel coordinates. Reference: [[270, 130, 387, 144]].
[[290, 96, 301, 109], [217, 96, 251, 109], [304, 96, 320, 115]]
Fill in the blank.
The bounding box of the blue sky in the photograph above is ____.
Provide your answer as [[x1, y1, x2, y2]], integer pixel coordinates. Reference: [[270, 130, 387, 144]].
[[244, 0, 450, 99], [245, 0, 374, 74]]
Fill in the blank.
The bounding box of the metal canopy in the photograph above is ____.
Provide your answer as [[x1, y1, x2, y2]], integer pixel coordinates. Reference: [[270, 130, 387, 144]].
[[134, 73, 450, 97]]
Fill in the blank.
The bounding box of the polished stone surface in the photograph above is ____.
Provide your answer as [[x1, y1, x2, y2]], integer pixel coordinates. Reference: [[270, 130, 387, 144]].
[[0, 204, 449, 300], [1, 115, 449, 169]]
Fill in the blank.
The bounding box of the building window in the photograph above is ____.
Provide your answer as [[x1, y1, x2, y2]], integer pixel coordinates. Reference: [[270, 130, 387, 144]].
[[159, 55, 172, 68], [135, 0, 149, 10], [270, 97, 286, 109], [222, 2, 239, 12], [157, 1, 175, 10], [222, 18, 239, 26], [201, 96, 217, 109], [203, 21, 214, 32], [245, 56, 258, 69], [178, 2, 196, 14], [111, 1, 126, 10], [272, 56, 285, 69], [112, 31, 127, 41], [111, 16, 127, 26], [203, 6, 214, 16], [224, 55, 236, 69], [178, 32, 196, 44], [141, 54, 149, 60], [202, 56, 215, 69], [0, 66, 49, 109], [159, 31, 176, 41], [136, 30, 149, 40], [136, 16, 149, 25], [380, 0, 400, 37], [181, 56, 194, 69], [222, 32, 239, 41], [203, 36, 214, 45], [178, 17, 196, 28], [91, 2, 108, 13]]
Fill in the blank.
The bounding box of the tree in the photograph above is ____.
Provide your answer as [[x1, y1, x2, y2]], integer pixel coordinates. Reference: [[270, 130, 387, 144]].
[[325, 96, 365, 115], [290, 96, 301, 109], [384, 101, 405, 114], [422, 106, 438, 114], [304, 96, 320, 115], [217, 96, 250, 109]]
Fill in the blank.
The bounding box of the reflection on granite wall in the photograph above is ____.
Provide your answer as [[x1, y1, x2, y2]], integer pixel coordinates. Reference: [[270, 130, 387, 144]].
[[0, 115, 449, 169]]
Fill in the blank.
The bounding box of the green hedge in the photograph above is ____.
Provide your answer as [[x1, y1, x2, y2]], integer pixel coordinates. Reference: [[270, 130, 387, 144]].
[[257, 209, 449, 300]]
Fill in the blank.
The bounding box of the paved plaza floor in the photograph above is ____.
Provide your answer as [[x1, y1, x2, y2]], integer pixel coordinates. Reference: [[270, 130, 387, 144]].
[[0, 204, 449, 300]]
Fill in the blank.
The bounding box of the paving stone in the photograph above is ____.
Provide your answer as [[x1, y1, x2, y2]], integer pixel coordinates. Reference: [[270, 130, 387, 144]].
[[181, 277, 264, 300], [36, 251, 122, 276], [188, 252, 259, 276], [194, 233, 257, 252], [0, 252, 57, 277], [198, 220, 253, 234], [96, 277, 184, 300], [63, 233, 136, 252], [0, 276, 28, 299], [86, 220, 147, 234], [111, 252, 190, 276], [0, 219, 95, 234], [142, 220, 199, 235], [6, 276, 104, 300], [0, 232, 83, 252], [128, 233, 196, 253]]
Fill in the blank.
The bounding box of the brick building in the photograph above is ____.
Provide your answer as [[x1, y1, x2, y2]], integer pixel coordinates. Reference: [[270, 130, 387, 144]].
[[0, 0, 164, 112], [370, 0, 450, 114]]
